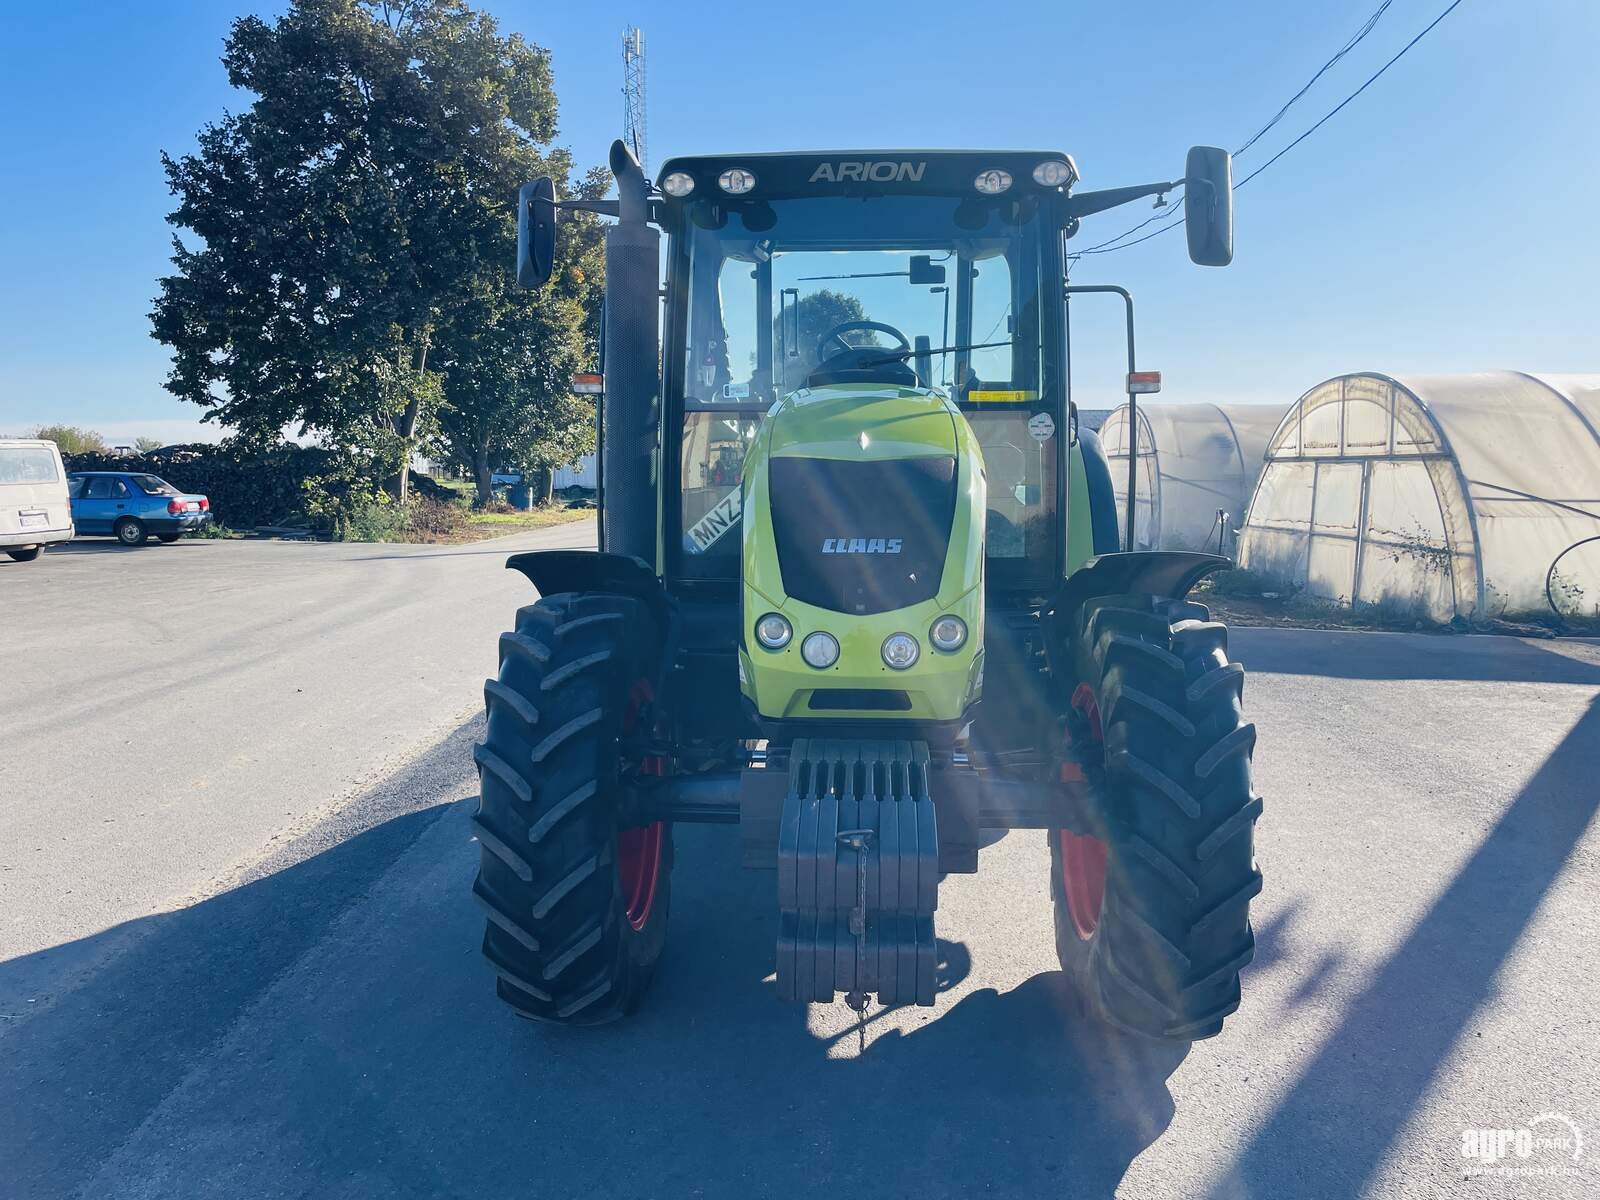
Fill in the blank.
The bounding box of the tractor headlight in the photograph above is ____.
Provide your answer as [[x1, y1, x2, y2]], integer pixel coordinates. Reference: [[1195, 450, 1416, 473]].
[[801, 631, 840, 669], [755, 613, 792, 649], [881, 633, 920, 670], [974, 169, 1012, 195], [718, 168, 757, 195], [1031, 159, 1076, 188], [929, 615, 967, 652], [661, 171, 696, 198]]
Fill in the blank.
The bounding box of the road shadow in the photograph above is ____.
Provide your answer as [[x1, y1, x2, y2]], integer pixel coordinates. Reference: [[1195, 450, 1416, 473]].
[[401, 820, 1187, 1200], [4, 707, 1182, 1200], [1209, 695, 1600, 1198], [1234, 627, 1600, 684], [0, 719, 479, 1200]]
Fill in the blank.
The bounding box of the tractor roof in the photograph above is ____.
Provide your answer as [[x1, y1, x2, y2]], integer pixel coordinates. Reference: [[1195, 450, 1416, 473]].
[[655, 150, 1077, 199]]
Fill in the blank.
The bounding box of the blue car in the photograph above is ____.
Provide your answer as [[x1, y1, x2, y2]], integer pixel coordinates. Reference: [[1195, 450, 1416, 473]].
[[67, 471, 212, 546]]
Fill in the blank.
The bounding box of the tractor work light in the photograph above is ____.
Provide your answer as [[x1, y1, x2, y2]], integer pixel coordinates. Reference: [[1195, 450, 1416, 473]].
[[974, 169, 1012, 195], [881, 633, 920, 670], [1032, 159, 1076, 188], [929, 615, 967, 652], [801, 631, 840, 669], [755, 613, 792, 649], [661, 171, 695, 198], [718, 168, 757, 195]]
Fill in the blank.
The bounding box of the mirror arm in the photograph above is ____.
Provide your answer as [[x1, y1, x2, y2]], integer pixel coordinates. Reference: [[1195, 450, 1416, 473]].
[[558, 199, 620, 218], [1063, 180, 1183, 222]]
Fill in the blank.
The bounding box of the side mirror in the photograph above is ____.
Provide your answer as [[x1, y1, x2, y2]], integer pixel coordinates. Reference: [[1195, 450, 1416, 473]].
[[516, 177, 558, 288], [1184, 146, 1233, 267]]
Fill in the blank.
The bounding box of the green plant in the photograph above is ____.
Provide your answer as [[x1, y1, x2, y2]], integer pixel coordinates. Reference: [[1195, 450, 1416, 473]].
[[33, 424, 107, 454], [1205, 567, 1294, 599], [328, 495, 407, 543]]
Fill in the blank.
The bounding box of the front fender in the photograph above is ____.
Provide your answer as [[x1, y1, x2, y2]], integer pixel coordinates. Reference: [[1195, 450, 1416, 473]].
[[1039, 550, 1230, 681], [505, 549, 671, 629]]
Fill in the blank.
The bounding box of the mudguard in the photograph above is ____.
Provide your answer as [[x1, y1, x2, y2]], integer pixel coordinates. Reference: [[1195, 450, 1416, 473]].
[[1076, 426, 1123, 556], [1039, 550, 1230, 684], [505, 549, 672, 629]]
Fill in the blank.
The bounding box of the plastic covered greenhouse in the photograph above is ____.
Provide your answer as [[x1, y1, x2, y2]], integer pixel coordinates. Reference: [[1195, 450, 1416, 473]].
[[1237, 372, 1600, 621], [1099, 402, 1287, 552]]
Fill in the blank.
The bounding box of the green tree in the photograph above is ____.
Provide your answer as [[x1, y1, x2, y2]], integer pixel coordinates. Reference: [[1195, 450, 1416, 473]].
[[133, 436, 165, 454], [33, 424, 107, 454], [433, 167, 607, 507], [152, 0, 580, 503]]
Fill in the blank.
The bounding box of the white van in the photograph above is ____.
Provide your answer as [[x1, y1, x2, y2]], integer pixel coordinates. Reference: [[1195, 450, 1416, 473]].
[[0, 440, 74, 562]]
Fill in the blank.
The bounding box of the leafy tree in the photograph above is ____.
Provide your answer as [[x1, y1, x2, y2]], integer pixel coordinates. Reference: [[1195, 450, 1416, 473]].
[[152, 0, 584, 503], [33, 424, 107, 454], [774, 289, 879, 390], [133, 436, 165, 454], [433, 167, 607, 506]]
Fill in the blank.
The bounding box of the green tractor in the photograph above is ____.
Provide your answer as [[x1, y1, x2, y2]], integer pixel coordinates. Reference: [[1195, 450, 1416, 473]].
[[472, 142, 1260, 1039]]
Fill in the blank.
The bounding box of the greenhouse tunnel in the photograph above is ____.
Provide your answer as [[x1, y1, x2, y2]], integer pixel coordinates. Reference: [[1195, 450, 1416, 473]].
[[1236, 372, 1600, 622], [1099, 402, 1287, 553]]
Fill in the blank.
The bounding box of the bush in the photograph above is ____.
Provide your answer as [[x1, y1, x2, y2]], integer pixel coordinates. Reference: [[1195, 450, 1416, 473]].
[[62, 443, 478, 541], [396, 497, 470, 542], [64, 442, 348, 531], [327, 497, 405, 542], [1205, 568, 1295, 599], [62, 440, 420, 535]]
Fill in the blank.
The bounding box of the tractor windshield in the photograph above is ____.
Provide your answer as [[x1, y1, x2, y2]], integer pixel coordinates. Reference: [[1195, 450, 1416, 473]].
[[680, 193, 1048, 405], [675, 191, 1061, 584]]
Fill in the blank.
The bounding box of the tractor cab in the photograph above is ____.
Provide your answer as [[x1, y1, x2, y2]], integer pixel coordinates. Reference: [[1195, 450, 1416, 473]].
[[660, 152, 1072, 605]]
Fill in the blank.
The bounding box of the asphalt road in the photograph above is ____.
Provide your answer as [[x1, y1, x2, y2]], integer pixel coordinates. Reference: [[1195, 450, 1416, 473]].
[[2, 532, 1597, 1199]]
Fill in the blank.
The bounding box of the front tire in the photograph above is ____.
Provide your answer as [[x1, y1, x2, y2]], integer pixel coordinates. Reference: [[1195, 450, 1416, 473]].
[[114, 517, 148, 546], [1050, 594, 1262, 1041], [7, 547, 42, 562], [472, 592, 671, 1025]]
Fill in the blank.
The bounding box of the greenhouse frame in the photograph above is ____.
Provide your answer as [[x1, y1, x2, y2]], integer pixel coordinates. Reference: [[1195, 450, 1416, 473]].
[[1237, 372, 1600, 621], [1098, 402, 1287, 553]]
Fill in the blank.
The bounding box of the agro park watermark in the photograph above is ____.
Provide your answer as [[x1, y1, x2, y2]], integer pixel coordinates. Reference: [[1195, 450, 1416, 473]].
[[1460, 1112, 1584, 1179]]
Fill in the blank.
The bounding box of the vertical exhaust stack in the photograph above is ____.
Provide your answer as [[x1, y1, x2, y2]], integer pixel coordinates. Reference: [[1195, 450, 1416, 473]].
[[600, 139, 660, 561]]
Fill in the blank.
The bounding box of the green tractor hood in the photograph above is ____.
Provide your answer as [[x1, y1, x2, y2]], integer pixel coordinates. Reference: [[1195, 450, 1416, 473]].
[[740, 383, 987, 724]]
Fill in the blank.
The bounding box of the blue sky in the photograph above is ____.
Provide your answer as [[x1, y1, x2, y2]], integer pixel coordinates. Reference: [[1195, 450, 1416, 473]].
[[1, 1, 1595, 443]]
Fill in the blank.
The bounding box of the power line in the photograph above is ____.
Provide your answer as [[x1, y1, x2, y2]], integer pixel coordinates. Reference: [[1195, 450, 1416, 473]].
[[1069, 0, 1462, 260], [1073, 198, 1187, 256], [1071, 0, 1396, 259], [1233, 0, 1464, 190], [1234, 0, 1394, 158]]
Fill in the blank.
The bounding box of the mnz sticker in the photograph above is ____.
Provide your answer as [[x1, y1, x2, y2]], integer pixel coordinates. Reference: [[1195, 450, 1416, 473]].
[[685, 488, 741, 553]]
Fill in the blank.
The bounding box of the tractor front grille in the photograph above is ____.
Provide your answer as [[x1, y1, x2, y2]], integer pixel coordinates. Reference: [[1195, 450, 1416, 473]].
[[768, 455, 956, 615]]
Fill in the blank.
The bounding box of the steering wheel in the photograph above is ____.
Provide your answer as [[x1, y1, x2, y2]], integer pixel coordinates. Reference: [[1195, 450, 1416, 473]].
[[815, 320, 912, 364]]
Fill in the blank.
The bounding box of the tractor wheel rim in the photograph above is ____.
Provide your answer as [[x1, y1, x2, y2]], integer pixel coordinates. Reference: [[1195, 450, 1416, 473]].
[[617, 822, 662, 931], [1061, 682, 1109, 940], [619, 678, 663, 931]]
